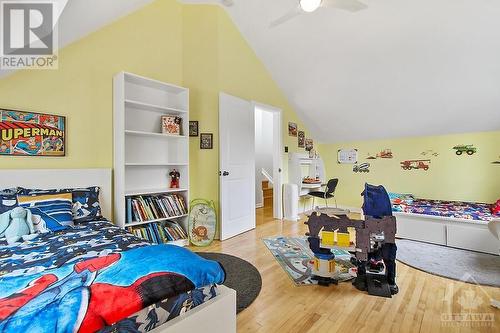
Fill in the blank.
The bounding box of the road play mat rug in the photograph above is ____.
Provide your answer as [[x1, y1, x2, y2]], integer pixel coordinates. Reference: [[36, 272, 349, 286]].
[[262, 236, 355, 286]]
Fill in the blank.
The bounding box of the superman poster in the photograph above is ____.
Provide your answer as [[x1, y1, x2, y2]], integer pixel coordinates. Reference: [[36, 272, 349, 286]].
[[0, 109, 65, 156]]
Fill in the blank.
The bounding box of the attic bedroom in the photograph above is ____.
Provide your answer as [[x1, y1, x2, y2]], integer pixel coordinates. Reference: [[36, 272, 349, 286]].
[[0, 0, 498, 332]]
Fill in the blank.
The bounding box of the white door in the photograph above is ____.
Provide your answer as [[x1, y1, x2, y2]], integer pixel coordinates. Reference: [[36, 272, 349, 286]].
[[219, 92, 256, 240]]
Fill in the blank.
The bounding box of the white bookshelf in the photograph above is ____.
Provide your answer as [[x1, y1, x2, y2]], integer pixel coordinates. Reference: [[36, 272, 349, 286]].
[[114, 72, 189, 246]]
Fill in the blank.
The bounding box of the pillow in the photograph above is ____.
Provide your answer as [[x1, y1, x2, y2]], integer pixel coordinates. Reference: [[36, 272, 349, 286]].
[[388, 192, 414, 205], [0, 188, 18, 214], [17, 193, 74, 231], [19, 187, 103, 222], [72, 187, 102, 223]]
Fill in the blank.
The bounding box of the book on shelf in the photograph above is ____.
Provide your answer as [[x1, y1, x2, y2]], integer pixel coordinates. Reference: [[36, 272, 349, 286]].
[[127, 221, 188, 244], [126, 193, 188, 224]]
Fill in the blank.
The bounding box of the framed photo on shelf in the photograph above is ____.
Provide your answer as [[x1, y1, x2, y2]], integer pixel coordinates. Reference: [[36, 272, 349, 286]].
[[161, 115, 182, 135], [200, 133, 213, 149], [189, 121, 199, 137]]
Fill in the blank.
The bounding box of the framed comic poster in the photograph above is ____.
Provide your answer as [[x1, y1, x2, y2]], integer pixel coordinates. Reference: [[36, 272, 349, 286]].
[[0, 109, 66, 157]]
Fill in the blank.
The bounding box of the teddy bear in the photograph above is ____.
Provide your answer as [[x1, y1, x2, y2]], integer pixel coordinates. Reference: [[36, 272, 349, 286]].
[[0, 207, 39, 245]]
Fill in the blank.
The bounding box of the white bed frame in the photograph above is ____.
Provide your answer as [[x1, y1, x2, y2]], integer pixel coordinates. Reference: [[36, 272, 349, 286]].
[[394, 212, 499, 255], [0, 168, 237, 333], [0, 168, 113, 218]]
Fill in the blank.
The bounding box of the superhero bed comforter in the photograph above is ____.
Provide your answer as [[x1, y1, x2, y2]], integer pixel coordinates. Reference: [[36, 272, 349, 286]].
[[0, 220, 225, 333], [391, 197, 497, 222]]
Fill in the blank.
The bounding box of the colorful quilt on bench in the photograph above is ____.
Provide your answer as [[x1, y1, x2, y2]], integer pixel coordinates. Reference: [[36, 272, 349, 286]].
[[393, 199, 497, 222]]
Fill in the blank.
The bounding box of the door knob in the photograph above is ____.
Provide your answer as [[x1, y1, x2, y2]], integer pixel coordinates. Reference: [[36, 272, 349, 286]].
[[223, 171, 229, 176]]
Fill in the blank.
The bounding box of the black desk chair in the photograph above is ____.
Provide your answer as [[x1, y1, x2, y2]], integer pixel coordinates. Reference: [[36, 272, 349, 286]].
[[309, 178, 339, 209]]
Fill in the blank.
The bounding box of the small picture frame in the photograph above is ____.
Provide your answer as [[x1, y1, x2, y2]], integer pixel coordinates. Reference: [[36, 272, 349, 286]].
[[162, 115, 182, 135], [305, 138, 314, 152], [189, 121, 199, 137], [298, 131, 305, 148], [288, 122, 298, 137], [200, 133, 213, 149]]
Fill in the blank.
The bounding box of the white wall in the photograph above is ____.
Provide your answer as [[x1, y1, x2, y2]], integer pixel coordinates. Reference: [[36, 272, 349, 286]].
[[255, 106, 274, 206]]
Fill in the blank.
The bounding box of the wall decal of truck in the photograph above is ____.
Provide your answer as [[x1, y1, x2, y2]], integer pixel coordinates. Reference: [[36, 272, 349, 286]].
[[400, 159, 431, 171], [453, 145, 477, 156]]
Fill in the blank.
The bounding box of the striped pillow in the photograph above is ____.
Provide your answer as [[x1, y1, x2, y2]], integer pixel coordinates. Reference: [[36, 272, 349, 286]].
[[18, 193, 74, 231]]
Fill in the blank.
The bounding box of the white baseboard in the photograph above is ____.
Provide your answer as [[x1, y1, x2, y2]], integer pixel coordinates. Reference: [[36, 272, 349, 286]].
[[256, 203, 263, 209], [298, 202, 362, 214]]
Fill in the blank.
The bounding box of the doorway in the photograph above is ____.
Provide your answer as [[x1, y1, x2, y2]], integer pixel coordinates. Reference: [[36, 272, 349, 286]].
[[253, 102, 282, 221], [219, 93, 282, 241]]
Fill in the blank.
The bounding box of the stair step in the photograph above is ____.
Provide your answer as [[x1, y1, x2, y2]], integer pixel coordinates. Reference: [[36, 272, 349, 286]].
[[262, 180, 269, 189], [263, 196, 273, 207], [263, 188, 273, 198]]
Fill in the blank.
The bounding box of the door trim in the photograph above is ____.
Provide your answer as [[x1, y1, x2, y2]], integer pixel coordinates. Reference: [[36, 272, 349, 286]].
[[252, 101, 283, 220]]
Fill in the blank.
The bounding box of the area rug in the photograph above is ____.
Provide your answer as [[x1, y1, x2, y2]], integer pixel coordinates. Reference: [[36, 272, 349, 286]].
[[196, 252, 261, 313], [396, 239, 500, 287], [262, 236, 355, 286]]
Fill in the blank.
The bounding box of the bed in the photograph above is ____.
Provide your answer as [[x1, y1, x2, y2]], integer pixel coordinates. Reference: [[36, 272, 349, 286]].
[[392, 197, 499, 255], [0, 169, 237, 333]]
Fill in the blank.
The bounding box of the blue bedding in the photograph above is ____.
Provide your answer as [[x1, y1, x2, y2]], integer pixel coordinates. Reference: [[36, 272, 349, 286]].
[[0, 221, 225, 333]]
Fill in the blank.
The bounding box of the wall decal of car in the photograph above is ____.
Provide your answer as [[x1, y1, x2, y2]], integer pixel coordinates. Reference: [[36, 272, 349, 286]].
[[400, 159, 431, 171], [353, 162, 370, 173], [453, 145, 477, 156]]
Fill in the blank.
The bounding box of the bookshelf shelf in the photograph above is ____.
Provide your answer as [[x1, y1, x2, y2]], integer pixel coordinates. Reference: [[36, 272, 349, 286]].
[[125, 214, 189, 227], [125, 163, 188, 167], [125, 188, 188, 196], [114, 72, 190, 247], [125, 99, 188, 115], [167, 239, 190, 247], [125, 130, 188, 139]]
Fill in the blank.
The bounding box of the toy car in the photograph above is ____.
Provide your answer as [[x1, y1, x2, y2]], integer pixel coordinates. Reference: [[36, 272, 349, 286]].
[[453, 145, 477, 156]]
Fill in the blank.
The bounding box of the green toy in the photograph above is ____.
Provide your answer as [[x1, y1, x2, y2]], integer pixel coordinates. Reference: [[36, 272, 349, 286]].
[[188, 199, 217, 247], [0, 207, 38, 244], [453, 145, 477, 156]]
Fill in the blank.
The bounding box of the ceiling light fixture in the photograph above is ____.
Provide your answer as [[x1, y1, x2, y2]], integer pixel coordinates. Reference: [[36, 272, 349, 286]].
[[299, 0, 322, 13]]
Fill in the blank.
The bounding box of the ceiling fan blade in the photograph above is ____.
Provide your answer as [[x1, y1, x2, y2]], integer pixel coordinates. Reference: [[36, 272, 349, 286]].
[[220, 0, 234, 6], [322, 0, 368, 12], [270, 7, 302, 28]]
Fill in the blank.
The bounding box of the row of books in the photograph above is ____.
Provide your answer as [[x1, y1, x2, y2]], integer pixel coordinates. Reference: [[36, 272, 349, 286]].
[[127, 221, 188, 244], [126, 194, 187, 223]]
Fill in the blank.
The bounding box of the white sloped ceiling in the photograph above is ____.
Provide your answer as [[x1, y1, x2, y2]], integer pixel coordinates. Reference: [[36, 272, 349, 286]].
[[181, 0, 500, 142]]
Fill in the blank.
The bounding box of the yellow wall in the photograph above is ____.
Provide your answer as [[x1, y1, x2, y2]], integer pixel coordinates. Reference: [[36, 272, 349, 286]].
[[0, 0, 184, 168], [320, 131, 500, 208], [183, 5, 311, 205], [0, 1, 310, 212]]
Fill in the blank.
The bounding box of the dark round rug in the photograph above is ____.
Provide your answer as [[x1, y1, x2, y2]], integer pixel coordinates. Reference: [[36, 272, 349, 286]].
[[197, 252, 262, 313], [396, 239, 500, 287]]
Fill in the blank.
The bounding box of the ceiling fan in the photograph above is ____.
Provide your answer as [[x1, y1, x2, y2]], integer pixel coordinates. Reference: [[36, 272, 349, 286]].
[[270, 0, 367, 28]]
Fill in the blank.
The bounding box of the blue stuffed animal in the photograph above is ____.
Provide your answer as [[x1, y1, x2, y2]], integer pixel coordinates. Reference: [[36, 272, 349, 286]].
[[0, 207, 39, 244]]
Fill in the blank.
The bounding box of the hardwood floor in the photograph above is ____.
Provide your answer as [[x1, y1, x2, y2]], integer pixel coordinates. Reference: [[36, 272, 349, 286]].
[[193, 209, 500, 332]]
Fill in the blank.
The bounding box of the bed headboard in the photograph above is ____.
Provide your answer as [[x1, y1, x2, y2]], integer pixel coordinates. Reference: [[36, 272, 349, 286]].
[[0, 169, 112, 219]]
